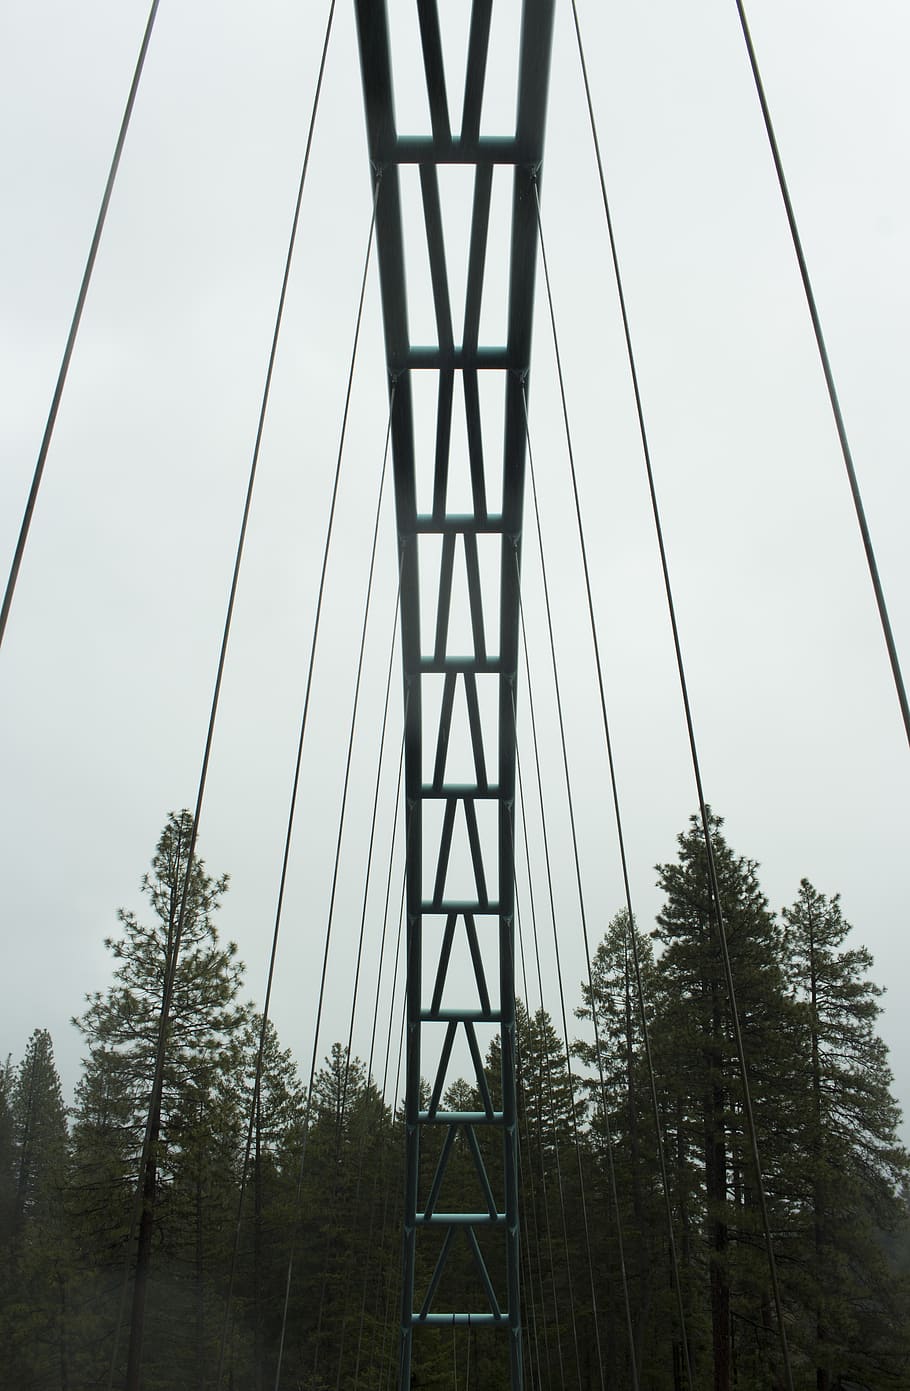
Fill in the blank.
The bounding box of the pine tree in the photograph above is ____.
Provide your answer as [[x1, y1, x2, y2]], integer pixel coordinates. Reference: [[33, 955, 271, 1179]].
[[575, 913, 675, 1385], [490, 1004, 592, 1387], [0, 1056, 16, 1246], [1, 1030, 71, 1389], [12, 1030, 68, 1223], [783, 879, 910, 1388], [269, 1043, 395, 1389], [653, 811, 800, 1391], [71, 811, 250, 1387], [231, 1015, 306, 1391]]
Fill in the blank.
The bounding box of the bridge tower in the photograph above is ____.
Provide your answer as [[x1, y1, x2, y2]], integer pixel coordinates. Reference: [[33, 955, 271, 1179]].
[[355, 3, 555, 1385]]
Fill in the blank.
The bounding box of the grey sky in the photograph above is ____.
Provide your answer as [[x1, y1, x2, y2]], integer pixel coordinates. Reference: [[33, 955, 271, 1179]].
[[2, 1, 908, 1140]]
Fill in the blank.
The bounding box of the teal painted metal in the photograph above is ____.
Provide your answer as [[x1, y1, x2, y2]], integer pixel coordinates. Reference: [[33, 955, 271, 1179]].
[[354, 4, 554, 1385]]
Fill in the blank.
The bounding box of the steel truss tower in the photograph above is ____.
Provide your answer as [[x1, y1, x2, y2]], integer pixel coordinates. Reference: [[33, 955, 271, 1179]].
[[355, 4, 555, 1384]]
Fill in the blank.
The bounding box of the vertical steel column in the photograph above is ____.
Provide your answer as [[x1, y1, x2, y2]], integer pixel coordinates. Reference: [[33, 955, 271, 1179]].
[[354, 5, 554, 1385]]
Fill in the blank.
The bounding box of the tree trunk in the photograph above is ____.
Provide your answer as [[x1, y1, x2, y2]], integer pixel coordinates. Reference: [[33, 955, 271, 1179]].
[[623, 944, 650, 1372], [808, 913, 831, 1391], [58, 1272, 69, 1391], [125, 1102, 160, 1391], [254, 1088, 262, 1391], [705, 985, 731, 1391], [707, 1102, 731, 1391], [676, 1095, 691, 1390], [125, 836, 183, 1391], [196, 1171, 205, 1391]]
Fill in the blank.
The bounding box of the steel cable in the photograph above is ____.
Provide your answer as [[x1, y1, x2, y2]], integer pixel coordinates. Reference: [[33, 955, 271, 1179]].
[[513, 848, 564, 1388], [508, 788, 573, 1385], [270, 229, 390, 1385], [108, 7, 346, 1381], [346, 743, 406, 1387], [366, 679, 407, 1094], [308, 391, 396, 1384], [310, 579, 404, 1390], [732, 0, 910, 751], [530, 178, 694, 1383], [336, 556, 402, 1149], [515, 461, 636, 1387], [509, 662, 606, 1390], [562, 7, 794, 1382], [372, 901, 408, 1391], [337, 732, 406, 1390], [1, 0, 160, 651], [213, 87, 390, 1391]]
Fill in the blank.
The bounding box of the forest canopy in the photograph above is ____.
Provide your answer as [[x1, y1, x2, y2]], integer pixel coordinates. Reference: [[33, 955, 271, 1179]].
[[2, 809, 908, 1389]]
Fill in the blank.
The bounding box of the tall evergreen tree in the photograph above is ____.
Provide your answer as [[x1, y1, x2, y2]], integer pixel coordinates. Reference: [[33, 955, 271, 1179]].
[[653, 811, 800, 1391], [1, 1030, 71, 1390], [491, 1003, 593, 1388], [269, 1043, 396, 1389], [576, 913, 676, 1386], [230, 1014, 306, 1391], [12, 1030, 68, 1224], [0, 1056, 16, 1247], [783, 879, 910, 1388], [71, 811, 250, 1388]]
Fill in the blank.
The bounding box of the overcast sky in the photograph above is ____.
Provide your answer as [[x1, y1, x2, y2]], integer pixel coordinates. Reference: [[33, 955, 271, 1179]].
[[2, 0, 908, 1144]]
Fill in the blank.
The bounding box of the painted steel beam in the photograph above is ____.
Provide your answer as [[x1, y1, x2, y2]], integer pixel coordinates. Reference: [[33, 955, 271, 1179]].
[[354, 4, 554, 1386]]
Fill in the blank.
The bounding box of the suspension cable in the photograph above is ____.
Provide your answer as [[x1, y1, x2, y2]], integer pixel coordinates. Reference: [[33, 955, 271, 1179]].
[[365, 584, 405, 1089], [517, 1127, 546, 1391], [561, 9, 794, 1383], [517, 428, 638, 1388], [110, 21, 351, 1389], [508, 760, 585, 1382], [337, 539, 401, 1140], [512, 833, 565, 1387], [372, 899, 408, 1391], [382, 810, 410, 1104], [508, 664, 604, 1388], [215, 126, 380, 1391], [1, 0, 160, 651], [333, 709, 407, 1391], [530, 175, 693, 1383], [310, 531, 401, 1386], [105, 808, 185, 1390], [222, 372, 394, 1390], [271, 241, 390, 1386], [731, 0, 910, 750], [513, 731, 609, 1387], [331, 616, 407, 1391]]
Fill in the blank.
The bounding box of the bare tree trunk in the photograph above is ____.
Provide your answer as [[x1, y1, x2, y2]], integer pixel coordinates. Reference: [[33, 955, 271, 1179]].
[[125, 1103, 160, 1391], [808, 913, 830, 1391], [705, 985, 731, 1391], [58, 1273, 69, 1391], [196, 1170, 205, 1391], [254, 1088, 262, 1391]]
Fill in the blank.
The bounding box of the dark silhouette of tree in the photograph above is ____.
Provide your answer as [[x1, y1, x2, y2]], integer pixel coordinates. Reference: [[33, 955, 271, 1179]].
[[71, 811, 249, 1387], [783, 879, 910, 1388]]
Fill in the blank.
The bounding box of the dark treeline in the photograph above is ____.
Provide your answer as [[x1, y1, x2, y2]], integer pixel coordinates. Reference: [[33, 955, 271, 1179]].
[[2, 809, 909, 1389]]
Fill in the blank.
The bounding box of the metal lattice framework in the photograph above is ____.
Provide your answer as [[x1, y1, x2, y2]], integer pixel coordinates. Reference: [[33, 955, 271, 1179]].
[[355, 3, 554, 1384]]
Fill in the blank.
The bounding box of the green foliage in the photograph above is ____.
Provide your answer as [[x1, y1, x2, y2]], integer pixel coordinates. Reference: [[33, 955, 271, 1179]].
[[69, 811, 252, 1386], [73, 810, 247, 1155], [4, 809, 909, 1390], [651, 810, 805, 1390], [782, 879, 910, 1388], [0, 1057, 16, 1245], [575, 914, 679, 1387], [0, 1030, 71, 1391]]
